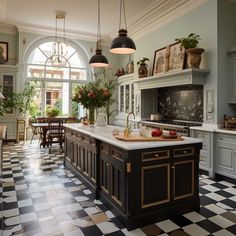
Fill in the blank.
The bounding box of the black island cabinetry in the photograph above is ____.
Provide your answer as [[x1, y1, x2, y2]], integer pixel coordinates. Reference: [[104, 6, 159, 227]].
[[64, 124, 202, 230]]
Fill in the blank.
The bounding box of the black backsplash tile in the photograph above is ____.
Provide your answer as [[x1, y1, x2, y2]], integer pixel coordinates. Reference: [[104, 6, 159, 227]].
[[158, 85, 203, 122]]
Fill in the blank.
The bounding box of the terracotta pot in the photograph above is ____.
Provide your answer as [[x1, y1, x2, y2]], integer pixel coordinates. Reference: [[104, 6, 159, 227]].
[[138, 63, 148, 78], [186, 48, 205, 68]]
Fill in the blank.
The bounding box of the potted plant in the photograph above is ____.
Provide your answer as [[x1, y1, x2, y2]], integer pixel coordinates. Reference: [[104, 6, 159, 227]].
[[137, 57, 149, 78], [46, 106, 60, 118], [175, 33, 205, 68]]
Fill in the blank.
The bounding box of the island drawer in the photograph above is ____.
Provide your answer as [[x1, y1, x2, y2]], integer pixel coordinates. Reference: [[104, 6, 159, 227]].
[[142, 150, 170, 162], [173, 147, 194, 158]]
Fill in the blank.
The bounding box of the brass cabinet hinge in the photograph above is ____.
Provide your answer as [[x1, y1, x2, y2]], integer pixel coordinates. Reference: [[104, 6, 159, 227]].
[[126, 163, 131, 173]]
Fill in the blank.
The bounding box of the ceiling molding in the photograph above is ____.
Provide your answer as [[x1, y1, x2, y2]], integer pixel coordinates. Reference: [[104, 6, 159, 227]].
[[128, 0, 209, 40], [0, 22, 17, 35], [17, 23, 98, 42], [0, 0, 6, 22]]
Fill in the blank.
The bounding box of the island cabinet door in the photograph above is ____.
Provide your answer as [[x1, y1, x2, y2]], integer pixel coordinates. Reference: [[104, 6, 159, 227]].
[[130, 148, 171, 211], [100, 143, 126, 211], [78, 135, 97, 184], [172, 145, 198, 201]]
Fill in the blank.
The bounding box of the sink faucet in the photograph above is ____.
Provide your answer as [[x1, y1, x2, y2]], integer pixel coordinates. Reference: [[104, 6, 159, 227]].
[[124, 112, 135, 138]]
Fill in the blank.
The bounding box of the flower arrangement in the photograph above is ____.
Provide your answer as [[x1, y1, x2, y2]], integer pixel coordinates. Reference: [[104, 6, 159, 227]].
[[72, 79, 111, 109]]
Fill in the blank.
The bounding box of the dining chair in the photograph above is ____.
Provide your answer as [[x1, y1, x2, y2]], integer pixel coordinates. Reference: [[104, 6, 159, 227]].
[[29, 117, 42, 144], [47, 118, 64, 153]]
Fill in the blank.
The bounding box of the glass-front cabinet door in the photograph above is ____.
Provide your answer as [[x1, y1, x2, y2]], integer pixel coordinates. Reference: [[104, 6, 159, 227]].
[[120, 85, 124, 112], [125, 84, 130, 113]]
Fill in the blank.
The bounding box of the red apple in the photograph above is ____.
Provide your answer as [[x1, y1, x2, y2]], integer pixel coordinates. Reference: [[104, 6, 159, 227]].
[[151, 129, 162, 137], [169, 130, 177, 136]]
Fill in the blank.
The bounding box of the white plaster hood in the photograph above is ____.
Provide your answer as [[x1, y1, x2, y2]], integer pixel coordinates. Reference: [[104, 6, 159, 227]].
[[134, 68, 210, 90]]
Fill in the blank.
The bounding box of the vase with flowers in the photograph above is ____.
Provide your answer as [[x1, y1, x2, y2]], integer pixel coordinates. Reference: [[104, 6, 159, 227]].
[[72, 79, 111, 125]]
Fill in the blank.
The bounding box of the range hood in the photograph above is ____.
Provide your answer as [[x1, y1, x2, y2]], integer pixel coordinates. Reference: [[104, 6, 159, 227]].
[[134, 68, 209, 90]]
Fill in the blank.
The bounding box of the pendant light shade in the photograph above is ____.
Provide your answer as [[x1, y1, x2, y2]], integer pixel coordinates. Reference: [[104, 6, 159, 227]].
[[110, 0, 136, 54], [89, 0, 109, 67]]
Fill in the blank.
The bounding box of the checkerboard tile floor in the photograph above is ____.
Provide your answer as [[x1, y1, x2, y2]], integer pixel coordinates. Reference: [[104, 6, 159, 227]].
[[1, 141, 236, 236]]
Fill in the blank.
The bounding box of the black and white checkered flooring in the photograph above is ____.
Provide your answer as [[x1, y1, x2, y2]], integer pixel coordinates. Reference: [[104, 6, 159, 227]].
[[1, 141, 236, 236]]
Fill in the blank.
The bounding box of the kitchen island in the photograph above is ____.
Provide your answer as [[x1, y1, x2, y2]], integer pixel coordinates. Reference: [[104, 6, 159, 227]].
[[63, 124, 202, 230]]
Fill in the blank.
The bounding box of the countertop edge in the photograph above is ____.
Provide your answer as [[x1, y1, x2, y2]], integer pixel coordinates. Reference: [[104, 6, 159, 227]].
[[63, 124, 202, 150]]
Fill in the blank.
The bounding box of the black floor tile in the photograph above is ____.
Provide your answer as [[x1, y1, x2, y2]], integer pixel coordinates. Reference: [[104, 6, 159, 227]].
[[196, 219, 222, 233]]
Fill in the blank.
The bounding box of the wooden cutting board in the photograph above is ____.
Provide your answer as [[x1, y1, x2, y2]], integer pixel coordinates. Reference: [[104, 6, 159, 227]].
[[114, 134, 184, 142]]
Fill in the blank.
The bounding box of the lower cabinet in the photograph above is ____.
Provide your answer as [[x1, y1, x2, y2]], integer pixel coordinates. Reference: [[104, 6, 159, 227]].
[[215, 133, 236, 179], [190, 129, 213, 177], [138, 146, 197, 213], [65, 131, 97, 188], [100, 142, 126, 211]]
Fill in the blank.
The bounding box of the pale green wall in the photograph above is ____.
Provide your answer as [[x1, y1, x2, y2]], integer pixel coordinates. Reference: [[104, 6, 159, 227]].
[[217, 0, 236, 121], [0, 32, 17, 65], [126, 0, 218, 124]]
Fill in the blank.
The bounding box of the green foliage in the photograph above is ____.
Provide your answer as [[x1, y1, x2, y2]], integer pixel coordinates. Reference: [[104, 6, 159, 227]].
[[94, 68, 118, 124], [46, 106, 60, 117], [0, 81, 36, 116], [137, 57, 149, 65], [175, 33, 201, 49]]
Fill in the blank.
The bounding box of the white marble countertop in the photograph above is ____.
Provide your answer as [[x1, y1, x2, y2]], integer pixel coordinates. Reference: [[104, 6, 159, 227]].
[[63, 124, 202, 150], [214, 128, 236, 135], [190, 125, 236, 135]]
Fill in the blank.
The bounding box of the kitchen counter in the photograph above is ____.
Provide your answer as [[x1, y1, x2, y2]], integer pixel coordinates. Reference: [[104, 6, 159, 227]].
[[64, 124, 202, 230], [63, 123, 202, 150], [215, 128, 236, 135]]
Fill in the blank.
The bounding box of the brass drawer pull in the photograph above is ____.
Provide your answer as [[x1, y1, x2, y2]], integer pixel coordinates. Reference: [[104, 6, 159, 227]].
[[171, 165, 175, 169], [154, 154, 159, 158], [183, 150, 187, 154], [106, 162, 111, 166]]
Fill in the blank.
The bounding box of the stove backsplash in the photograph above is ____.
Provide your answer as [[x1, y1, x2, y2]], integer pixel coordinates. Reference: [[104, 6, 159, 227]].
[[157, 85, 203, 122]]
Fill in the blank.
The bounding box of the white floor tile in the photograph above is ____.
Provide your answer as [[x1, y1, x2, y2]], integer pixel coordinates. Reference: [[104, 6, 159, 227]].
[[183, 223, 209, 236], [205, 192, 226, 201], [205, 204, 227, 214], [97, 222, 119, 234], [213, 229, 235, 236], [122, 228, 146, 236], [209, 215, 235, 228], [201, 185, 220, 192], [183, 211, 206, 223], [20, 212, 37, 223], [155, 219, 179, 233], [224, 187, 236, 195], [84, 207, 101, 215]]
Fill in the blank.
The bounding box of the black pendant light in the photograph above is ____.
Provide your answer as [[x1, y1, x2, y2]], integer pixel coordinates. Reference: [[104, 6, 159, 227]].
[[89, 0, 109, 67], [110, 0, 136, 54]]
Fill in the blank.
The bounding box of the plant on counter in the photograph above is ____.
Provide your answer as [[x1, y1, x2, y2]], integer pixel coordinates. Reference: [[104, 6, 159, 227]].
[[175, 33, 201, 49], [72, 77, 112, 124]]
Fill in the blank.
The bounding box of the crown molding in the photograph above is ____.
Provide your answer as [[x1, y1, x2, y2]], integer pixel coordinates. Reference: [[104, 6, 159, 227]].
[[0, 22, 17, 35], [16, 23, 111, 46], [128, 0, 209, 40], [0, 0, 6, 22]]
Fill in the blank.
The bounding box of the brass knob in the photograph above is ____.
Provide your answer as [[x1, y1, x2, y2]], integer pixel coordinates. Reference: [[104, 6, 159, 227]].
[[154, 154, 159, 158], [183, 150, 187, 154], [171, 165, 175, 169], [106, 162, 111, 166]]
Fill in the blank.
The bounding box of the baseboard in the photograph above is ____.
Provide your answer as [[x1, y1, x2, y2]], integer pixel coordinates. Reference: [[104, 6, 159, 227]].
[[215, 173, 236, 185], [199, 169, 209, 176]]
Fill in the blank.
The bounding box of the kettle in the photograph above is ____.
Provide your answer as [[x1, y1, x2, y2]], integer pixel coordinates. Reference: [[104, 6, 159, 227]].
[[96, 113, 107, 126]]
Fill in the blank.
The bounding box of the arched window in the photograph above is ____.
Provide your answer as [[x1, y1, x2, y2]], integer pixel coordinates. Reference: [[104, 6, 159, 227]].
[[26, 41, 89, 117]]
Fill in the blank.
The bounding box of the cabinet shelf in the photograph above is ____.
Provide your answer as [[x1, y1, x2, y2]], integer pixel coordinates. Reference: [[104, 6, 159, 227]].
[[134, 68, 210, 90]]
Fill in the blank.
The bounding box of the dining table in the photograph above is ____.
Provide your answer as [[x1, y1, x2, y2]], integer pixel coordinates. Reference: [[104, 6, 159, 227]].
[[31, 123, 50, 147]]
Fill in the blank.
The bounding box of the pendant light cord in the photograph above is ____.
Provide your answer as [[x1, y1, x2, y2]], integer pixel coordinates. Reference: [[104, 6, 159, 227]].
[[119, 0, 127, 30], [97, 0, 101, 50]]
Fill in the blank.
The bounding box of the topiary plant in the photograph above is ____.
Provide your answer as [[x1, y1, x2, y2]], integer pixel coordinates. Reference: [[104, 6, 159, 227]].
[[137, 57, 149, 65], [175, 33, 201, 49]]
